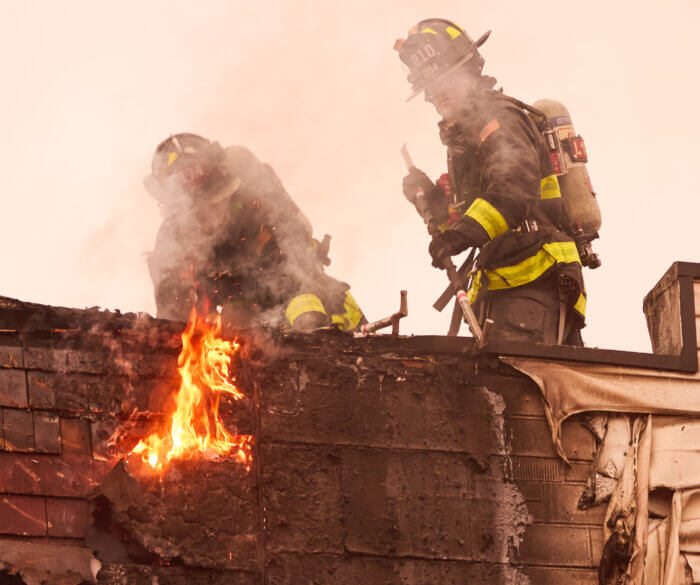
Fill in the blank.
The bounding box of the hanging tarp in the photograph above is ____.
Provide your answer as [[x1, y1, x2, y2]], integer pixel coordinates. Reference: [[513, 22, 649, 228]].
[[500, 358, 700, 462], [500, 356, 700, 584]]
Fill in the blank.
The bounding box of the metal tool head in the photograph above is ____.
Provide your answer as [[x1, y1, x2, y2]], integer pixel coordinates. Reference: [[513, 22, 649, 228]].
[[400, 143, 414, 170]]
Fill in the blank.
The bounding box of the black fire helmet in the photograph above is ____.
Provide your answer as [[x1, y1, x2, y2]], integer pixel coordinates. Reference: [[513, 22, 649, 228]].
[[395, 18, 491, 101], [146, 133, 226, 203]]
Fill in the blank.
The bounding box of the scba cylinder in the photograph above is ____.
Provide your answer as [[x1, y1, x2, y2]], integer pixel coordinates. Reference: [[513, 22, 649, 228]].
[[532, 99, 602, 236]]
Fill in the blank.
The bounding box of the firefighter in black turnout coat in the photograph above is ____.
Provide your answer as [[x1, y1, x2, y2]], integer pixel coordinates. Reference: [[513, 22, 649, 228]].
[[145, 133, 366, 331], [397, 19, 586, 345]]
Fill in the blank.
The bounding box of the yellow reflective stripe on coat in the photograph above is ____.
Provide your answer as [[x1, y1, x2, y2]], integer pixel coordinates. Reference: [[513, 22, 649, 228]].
[[285, 294, 326, 327], [486, 241, 581, 290], [464, 198, 509, 240], [331, 290, 363, 331], [574, 292, 587, 317], [540, 174, 562, 200]]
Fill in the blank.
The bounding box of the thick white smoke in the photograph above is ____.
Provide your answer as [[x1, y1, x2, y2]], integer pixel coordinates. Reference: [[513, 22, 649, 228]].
[[1, 1, 699, 351]]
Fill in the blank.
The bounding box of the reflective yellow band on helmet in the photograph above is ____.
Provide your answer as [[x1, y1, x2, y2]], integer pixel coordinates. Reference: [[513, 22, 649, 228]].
[[574, 292, 587, 317], [540, 174, 562, 200], [464, 197, 509, 240], [445, 26, 462, 39], [285, 294, 326, 327], [486, 241, 581, 291], [421, 27, 437, 35], [167, 152, 178, 166], [331, 290, 363, 331]]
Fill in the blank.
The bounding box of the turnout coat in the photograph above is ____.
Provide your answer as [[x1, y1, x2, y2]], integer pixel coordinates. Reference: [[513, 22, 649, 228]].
[[426, 91, 587, 324], [148, 146, 365, 331]]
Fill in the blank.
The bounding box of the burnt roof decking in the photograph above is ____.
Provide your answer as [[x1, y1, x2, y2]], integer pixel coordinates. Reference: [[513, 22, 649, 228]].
[[0, 261, 697, 373]]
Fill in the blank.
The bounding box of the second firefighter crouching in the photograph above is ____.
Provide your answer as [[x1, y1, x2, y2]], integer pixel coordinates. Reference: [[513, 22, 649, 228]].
[[398, 19, 587, 345], [145, 133, 367, 332]]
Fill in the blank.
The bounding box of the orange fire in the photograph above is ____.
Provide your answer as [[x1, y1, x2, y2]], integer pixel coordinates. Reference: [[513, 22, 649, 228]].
[[131, 307, 253, 474]]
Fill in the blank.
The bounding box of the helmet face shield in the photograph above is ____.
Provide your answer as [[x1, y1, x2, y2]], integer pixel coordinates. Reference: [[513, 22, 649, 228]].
[[423, 65, 481, 114]]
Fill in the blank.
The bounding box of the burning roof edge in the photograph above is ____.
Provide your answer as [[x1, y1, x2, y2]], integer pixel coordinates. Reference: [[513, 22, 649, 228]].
[[0, 261, 697, 374]]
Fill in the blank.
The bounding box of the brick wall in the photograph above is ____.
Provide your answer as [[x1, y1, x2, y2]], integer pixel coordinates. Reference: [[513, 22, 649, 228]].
[[0, 320, 181, 577], [499, 374, 603, 584], [0, 305, 603, 584], [253, 340, 603, 585]]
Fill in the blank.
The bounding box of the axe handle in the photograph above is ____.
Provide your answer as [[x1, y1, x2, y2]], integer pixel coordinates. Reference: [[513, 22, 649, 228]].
[[447, 295, 463, 337], [419, 196, 484, 344], [401, 144, 485, 345], [433, 249, 476, 312]]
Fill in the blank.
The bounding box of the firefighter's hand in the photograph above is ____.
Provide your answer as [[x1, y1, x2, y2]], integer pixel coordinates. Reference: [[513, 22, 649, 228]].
[[402, 167, 435, 204], [428, 230, 471, 268]]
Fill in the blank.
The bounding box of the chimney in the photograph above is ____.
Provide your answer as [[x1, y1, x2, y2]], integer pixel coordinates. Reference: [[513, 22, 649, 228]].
[[643, 262, 699, 358]]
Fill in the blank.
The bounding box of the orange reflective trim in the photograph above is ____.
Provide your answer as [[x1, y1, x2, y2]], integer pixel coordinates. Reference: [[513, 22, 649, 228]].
[[479, 119, 501, 143]]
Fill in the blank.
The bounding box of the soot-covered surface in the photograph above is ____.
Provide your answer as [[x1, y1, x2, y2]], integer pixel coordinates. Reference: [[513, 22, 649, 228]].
[[89, 329, 554, 585], [0, 296, 600, 584]]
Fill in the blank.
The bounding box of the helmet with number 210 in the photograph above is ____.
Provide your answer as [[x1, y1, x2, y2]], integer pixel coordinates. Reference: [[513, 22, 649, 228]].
[[395, 18, 491, 100], [149, 133, 225, 200]]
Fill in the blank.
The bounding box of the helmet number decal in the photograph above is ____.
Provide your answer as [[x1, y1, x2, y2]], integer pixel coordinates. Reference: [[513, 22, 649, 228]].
[[409, 43, 437, 67], [180, 163, 207, 185]]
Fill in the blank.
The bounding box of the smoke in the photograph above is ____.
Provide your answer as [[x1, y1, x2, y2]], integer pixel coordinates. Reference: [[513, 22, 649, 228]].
[[1, 1, 700, 351]]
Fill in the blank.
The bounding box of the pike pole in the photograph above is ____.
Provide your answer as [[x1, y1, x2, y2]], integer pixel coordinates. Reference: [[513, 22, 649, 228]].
[[401, 144, 489, 347]]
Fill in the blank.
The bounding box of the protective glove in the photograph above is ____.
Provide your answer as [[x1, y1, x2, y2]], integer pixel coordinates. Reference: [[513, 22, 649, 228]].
[[402, 167, 435, 204], [428, 229, 473, 269]]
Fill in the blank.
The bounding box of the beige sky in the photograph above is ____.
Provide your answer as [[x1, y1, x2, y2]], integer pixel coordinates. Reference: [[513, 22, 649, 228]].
[[1, 0, 698, 351]]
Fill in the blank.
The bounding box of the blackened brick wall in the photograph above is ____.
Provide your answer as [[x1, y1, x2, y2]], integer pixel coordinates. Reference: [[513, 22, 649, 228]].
[[0, 307, 182, 560], [0, 302, 602, 585], [253, 335, 601, 585]]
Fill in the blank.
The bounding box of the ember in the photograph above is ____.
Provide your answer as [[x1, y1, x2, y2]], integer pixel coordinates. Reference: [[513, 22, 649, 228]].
[[131, 307, 252, 474]]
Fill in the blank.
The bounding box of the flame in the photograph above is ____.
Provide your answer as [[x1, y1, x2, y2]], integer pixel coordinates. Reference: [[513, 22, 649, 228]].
[[131, 307, 253, 474]]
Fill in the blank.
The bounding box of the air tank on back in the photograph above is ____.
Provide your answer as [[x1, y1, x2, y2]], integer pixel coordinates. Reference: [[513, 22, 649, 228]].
[[532, 99, 602, 267]]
